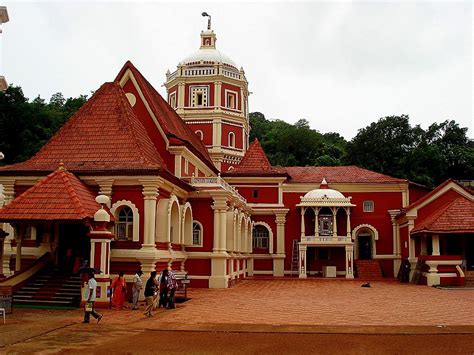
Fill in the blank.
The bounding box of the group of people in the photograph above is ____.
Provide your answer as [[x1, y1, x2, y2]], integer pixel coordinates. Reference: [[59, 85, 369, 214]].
[[144, 268, 178, 317], [83, 267, 178, 323]]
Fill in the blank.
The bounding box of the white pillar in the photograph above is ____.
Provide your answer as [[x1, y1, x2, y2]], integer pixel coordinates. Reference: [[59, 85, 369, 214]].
[[209, 194, 229, 288], [298, 244, 307, 278], [141, 182, 159, 246], [274, 211, 288, 277], [345, 245, 354, 279], [215, 81, 222, 108], [432, 234, 440, 256], [177, 82, 185, 110], [0, 231, 6, 276], [15, 229, 22, 272], [300, 208, 305, 239], [332, 207, 337, 238], [346, 208, 351, 238]]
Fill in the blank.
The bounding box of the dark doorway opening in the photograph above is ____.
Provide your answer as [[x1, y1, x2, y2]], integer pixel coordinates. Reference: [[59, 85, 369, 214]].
[[465, 236, 474, 270], [57, 224, 90, 273], [358, 235, 372, 260]]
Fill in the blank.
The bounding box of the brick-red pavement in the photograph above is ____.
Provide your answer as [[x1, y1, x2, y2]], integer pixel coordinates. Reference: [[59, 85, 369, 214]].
[[157, 279, 474, 326]]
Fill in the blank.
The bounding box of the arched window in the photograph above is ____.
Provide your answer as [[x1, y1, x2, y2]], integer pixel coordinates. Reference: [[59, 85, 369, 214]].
[[192, 221, 203, 246], [252, 225, 269, 249], [195, 130, 203, 140], [228, 132, 235, 148], [116, 206, 133, 241]]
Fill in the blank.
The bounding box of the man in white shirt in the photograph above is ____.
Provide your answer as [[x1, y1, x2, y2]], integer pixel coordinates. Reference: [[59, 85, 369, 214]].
[[131, 270, 143, 310], [83, 272, 103, 323]]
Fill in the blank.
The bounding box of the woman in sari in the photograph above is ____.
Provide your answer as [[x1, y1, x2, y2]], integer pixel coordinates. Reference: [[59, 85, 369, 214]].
[[111, 271, 127, 309]]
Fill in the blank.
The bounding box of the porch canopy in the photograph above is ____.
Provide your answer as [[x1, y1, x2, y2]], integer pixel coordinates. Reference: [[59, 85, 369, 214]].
[[296, 178, 356, 279], [0, 166, 108, 273]]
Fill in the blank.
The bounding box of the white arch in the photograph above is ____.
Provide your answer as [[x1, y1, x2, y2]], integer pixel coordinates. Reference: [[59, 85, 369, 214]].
[[181, 202, 193, 246], [351, 224, 379, 241], [228, 132, 235, 147], [252, 221, 274, 253], [168, 195, 181, 244], [352, 224, 378, 260], [110, 200, 140, 242]]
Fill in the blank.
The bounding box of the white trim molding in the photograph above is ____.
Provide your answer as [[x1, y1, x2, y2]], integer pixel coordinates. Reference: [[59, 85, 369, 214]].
[[110, 200, 140, 242]]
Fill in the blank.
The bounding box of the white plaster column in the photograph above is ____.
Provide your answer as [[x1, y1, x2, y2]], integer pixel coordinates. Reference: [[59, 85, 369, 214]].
[[345, 244, 354, 279], [300, 208, 305, 239], [432, 234, 440, 256], [332, 207, 337, 238], [209, 193, 229, 288], [345, 208, 351, 238], [177, 82, 185, 110], [1, 179, 15, 276], [407, 219, 416, 280], [274, 210, 288, 277], [141, 181, 160, 247], [298, 244, 307, 278], [15, 225, 23, 272], [388, 210, 401, 277], [214, 81, 222, 108]]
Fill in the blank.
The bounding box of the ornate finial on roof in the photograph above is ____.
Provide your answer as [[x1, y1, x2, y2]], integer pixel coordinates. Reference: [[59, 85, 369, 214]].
[[58, 161, 66, 171], [202, 11, 211, 30], [320, 178, 328, 189]]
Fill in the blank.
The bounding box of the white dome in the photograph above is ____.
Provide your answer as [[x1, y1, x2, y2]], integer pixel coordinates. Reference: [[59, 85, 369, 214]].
[[303, 188, 345, 199], [181, 48, 238, 68]]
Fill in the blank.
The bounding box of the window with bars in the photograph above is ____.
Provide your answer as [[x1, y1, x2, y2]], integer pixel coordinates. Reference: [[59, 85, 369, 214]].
[[116, 207, 133, 241], [363, 200, 374, 212], [252, 225, 269, 249]]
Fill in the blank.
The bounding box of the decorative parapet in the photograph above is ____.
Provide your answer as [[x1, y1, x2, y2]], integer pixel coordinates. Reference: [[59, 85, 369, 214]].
[[301, 235, 352, 244], [191, 173, 247, 204], [297, 196, 355, 207]]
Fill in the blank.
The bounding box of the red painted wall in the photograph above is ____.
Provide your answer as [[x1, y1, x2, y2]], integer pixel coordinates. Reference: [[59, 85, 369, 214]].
[[185, 122, 213, 146], [409, 185, 431, 205], [186, 198, 214, 253], [221, 123, 243, 149], [232, 185, 279, 204], [254, 258, 273, 271], [122, 80, 174, 170]]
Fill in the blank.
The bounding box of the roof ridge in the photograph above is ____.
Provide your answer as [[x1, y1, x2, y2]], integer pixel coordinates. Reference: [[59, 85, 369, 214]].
[[59, 169, 88, 218]]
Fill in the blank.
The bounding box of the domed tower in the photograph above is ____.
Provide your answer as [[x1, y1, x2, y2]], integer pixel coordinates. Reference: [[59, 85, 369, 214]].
[[164, 14, 250, 172]]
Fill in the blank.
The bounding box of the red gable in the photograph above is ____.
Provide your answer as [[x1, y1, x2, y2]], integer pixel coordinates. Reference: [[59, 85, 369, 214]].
[[285, 166, 406, 184], [115, 61, 218, 174], [411, 196, 474, 235], [224, 139, 287, 177], [0, 82, 165, 175], [0, 167, 104, 222]]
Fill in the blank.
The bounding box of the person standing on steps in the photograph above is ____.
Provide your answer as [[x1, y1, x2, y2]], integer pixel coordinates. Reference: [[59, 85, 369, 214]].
[[144, 271, 158, 318], [83, 271, 103, 324], [131, 270, 143, 310]]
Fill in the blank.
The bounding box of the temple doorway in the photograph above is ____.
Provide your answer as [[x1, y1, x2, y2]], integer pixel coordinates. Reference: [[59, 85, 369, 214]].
[[358, 235, 372, 260], [57, 224, 90, 273]]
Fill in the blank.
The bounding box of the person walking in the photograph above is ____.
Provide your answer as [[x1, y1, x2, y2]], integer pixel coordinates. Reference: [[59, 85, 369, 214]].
[[158, 269, 168, 308], [144, 271, 158, 318], [131, 270, 143, 310], [111, 271, 127, 309], [166, 267, 178, 309], [83, 271, 103, 324]]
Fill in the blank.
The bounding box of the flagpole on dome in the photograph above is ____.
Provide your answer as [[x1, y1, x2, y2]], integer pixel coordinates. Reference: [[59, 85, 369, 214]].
[[202, 11, 211, 30]]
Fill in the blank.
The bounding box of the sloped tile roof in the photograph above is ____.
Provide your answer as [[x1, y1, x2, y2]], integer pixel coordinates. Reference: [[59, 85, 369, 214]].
[[115, 61, 218, 174], [223, 139, 288, 177], [0, 167, 104, 221], [284, 166, 406, 184], [0, 82, 165, 175], [411, 196, 474, 234]]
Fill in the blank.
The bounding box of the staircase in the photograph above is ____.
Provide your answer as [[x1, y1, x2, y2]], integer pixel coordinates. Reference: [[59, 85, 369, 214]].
[[355, 260, 384, 280], [464, 271, 474, 287], [13, 267, 82, 309]]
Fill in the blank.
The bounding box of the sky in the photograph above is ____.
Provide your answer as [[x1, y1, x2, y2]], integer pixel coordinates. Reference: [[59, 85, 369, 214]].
[[1, 1, 472, 140]]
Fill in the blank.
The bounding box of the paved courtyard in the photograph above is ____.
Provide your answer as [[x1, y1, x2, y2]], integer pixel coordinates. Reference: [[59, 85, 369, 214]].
[[1, 279, 474, 353]]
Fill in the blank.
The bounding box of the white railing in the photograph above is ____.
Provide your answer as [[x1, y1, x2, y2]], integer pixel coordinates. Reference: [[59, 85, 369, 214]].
[[184, 68, 216, 76], [166, 70, 178, 81], [301, 235, 351, 243], [191, 174, 247, 203], [223, 69, 240, 79]]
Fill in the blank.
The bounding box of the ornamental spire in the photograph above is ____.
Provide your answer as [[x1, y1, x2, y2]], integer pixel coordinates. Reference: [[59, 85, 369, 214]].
[[201, 11, 211, 30]]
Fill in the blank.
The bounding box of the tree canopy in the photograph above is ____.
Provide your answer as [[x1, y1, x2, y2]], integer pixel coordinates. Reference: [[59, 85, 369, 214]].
[[250, 112, 473, 187]]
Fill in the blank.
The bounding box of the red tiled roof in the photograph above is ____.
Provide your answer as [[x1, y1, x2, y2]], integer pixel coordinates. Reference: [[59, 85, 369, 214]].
[[223, 139, 288, 177], [0, 82, 165, 175], [284, 166, 406, 184], [0, 167, 104, 221], [115, 61, 218, 174], [411, 196, 474, 235]]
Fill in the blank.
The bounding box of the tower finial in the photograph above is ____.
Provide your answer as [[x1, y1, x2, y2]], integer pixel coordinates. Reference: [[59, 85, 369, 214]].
[[202, 11, 211, 30]]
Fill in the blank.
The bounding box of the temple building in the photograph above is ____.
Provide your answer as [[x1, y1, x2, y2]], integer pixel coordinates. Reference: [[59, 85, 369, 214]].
[[0, 18, 472, 307]]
